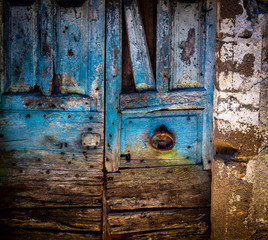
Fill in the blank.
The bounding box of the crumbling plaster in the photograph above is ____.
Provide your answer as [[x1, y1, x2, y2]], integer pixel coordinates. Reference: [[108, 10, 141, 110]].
[[214, 0, 267, 158], [212, 0, 268, 239]]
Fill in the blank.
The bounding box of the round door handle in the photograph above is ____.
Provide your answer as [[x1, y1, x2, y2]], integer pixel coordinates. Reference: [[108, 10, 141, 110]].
[[149, 132, 175, 152]]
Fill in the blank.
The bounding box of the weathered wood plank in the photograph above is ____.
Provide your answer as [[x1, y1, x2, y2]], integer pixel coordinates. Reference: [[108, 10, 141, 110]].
[[120, 90, 207, 111], [55, 1, 88, 95], [88, 0, 105, 111], [108, 208, 210, 235], [0, 111, 103, 152], [0, 150, 103, 173], [170, 0, 203, 89], [122, 0, 157, 93], [107, 165, 211, 210], [0, 208, 101, 232], [0, 229, 100, 240], [112, 231, 210, 240], [0, 0, 4, 100], [0, 179, 102, 208], [38, 0, 54, 95], [1, 94, 97, 111], [124, 0, 155, 91], [4, 1, 38, 92], [156, 0, 170, 93], [202, 0, 217, 170], [105, 0, 122, 172], [0, 151, 103, 208]]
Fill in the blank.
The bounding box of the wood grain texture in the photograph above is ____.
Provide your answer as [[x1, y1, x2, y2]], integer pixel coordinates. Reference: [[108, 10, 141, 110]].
[[105, 0, 122, 172], [0, 150, 103, 208], [0, 208, 102, 231], [87, 0, 105, 111], [38, 0, 53, 95], [108, 208, 210, 235], [124, 0, 155, 91], [3, 0, 105, 101], [4, 1, 38, 92], [1, 3, 105, 239], [1, 94, 93, 111], [112, 231, 210, 240], [202, 0, 217, 170], [55, 1, 88, 95], [0, 110, 103, 152], [0, 0, 4, 100], [122, 0, 157, 94], [120, 90, 207, 111], [107, 165, 211, 210], [0, 229, 100, 240], [156, 0, 170, 93]]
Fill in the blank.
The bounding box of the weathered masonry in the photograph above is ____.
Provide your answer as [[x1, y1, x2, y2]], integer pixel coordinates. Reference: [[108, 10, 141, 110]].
[[0, 0, 267, 239]]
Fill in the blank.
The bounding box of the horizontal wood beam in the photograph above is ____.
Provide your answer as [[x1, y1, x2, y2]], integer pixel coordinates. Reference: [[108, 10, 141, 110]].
[[120, 89, 207, 112]]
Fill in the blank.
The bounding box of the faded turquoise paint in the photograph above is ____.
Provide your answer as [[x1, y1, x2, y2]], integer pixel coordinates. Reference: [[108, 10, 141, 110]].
[[121, 110, 203, 165], [38, 0, 53, 95], [105, 0, 122, 172], [55, 2, 88, 95], [4, 1, 38, 92], [156, 0, 169, 93], [88, 0, 105, 111], [0, 110, 103, 153], [1, 0, 105, 159], [106, 0, 216, 171], [202, 0, 217, 170], [124, 0, 155, 91], [3, 0, 105, 110]]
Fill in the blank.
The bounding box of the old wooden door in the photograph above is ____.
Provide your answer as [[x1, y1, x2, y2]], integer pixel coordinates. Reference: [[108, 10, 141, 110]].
[[105, 0, 216, 239], [0, 0, 105, 239]]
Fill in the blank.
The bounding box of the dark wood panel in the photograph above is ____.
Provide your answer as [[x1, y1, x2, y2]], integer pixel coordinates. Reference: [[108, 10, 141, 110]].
[[0, 208, 101, 232], [0, 150, 103, 208], [108, 208, 210, 235], [0, 228, 100, 240], [112, 231, 210, 240], [0, 150, 103, 173], [0, 180, 102, 208], [107, 165, 211, 210]]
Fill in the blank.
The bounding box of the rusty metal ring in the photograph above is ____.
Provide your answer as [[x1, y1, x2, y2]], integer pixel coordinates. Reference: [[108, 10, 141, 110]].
[[149, 132, 175, 152]]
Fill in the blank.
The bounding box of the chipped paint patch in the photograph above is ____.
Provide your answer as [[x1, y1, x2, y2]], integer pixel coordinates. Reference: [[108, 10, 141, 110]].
[[179, 28, 195, 64]]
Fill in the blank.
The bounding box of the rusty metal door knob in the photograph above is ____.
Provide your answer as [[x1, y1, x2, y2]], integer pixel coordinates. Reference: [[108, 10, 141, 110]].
[[149, 132, 175, 152]]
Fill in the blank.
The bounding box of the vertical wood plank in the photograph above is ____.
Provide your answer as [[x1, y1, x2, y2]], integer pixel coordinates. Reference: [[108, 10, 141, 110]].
[[202, 0, 217, 170], [0, 0, 3, 101], [105, 0, 122, 172], [88, 0, 105, 112], [38, 0, 54, 95], [5, 1, 38, 92], [124, 0, 155, 92], [156, 0, 169, 93], [170, 0, 203, 89], [55, 1, 88, 95]]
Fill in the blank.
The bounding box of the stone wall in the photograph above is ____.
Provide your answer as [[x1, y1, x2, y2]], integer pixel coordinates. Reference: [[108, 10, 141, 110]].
[[212, 0, 268, 239]]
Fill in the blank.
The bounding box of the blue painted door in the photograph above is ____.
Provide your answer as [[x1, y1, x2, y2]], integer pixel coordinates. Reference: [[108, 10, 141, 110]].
[[0, 0, 105, 238], [106, 0, 216, 172]]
